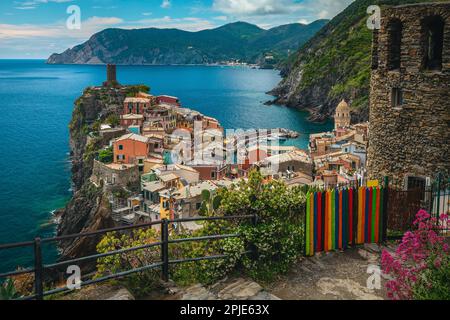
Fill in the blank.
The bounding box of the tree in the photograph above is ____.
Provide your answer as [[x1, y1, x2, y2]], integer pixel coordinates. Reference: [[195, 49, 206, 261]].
[[126, 85, 150, 96], [106, 114, 120, 127], [199, 189, 222, 217], [98, 147, 113, 164]]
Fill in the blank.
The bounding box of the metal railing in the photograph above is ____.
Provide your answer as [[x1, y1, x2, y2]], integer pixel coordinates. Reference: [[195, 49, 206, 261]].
[[0, 214, 257, 300]]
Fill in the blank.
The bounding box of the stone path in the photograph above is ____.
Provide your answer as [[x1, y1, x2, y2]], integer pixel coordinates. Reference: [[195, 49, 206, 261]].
[[57, 284, 135, 300], [153, 243, 397, 301], [162, 277, 281, 300], [264, 244, 396, 300], [60, 244, 397, 300]]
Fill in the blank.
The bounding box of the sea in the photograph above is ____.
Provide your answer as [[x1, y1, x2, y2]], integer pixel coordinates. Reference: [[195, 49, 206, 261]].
[[0, 60, 332, 272]]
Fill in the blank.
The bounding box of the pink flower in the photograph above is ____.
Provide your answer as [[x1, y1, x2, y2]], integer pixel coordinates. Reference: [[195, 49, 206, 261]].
[[381, 210, 449, 300], [434, 258, 442, 269]]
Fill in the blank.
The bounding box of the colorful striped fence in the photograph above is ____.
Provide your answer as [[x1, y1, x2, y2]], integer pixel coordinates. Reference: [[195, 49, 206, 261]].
[[305, 187, 386, 256]]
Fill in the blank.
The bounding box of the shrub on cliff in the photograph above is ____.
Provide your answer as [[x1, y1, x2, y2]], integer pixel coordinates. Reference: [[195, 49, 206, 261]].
[[98, 147, 113, 164], [381, 210, 449, 300], [95, 228, 161, 298], [172, 170, 307, 284], [105, 114, 120, 127]]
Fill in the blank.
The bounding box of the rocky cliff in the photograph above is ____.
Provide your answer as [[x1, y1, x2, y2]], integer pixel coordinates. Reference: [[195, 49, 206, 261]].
[[47, 21, 328, 67], [270, 0, 443, 123], [57, 85, 145, 260]]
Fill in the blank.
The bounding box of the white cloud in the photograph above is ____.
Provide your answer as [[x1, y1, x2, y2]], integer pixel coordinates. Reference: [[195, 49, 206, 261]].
[[212, 0, 296, 16], [308, 0, 354, 19], [213, 16, 228, 21], [212, 0, 354, 28], [14, 0, 74, 10], [0, 16, 123, 40], [136, 16, 216, 31], [161, 0, 171, 9]]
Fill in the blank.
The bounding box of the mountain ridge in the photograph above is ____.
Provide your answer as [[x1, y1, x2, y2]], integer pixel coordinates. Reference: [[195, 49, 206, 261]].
[[47, 20, 329, 67]]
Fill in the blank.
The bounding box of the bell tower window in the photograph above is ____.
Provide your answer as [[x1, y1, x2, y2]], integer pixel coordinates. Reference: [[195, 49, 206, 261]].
[[387, 19, 402, 71], [422, 16, 444, 71]]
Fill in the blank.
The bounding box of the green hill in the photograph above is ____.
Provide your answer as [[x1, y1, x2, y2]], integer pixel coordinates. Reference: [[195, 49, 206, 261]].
[[270, 0, 446, 122], [47, 21, 328, 67]]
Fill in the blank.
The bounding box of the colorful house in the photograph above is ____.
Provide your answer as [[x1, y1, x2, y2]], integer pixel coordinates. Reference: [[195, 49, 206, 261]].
[[113, 133, 150, 167], [123, 97, 151, 115], [120, 114, 144, 129], [157, 95, 180, 106]]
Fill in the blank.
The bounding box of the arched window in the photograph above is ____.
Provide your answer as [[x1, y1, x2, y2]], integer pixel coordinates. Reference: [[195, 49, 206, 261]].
[[387, 19, 402, 70], [422, 16, 444, 71]]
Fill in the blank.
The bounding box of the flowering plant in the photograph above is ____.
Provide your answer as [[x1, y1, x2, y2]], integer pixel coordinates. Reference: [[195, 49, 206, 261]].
[[381, 210, 449, 300]]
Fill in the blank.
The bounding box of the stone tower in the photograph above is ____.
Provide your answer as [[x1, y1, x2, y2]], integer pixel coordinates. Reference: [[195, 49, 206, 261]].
[[103, 64, 118, 87], [334, 99, 351, 130], [367, 2, 450, 188], [107, 64, 116, 82]]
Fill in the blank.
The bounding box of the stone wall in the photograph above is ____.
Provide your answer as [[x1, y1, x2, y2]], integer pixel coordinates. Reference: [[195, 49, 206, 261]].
[[367, 2, 450, 188], [100, 127, 127, 145], [91, 160, 140, 191]]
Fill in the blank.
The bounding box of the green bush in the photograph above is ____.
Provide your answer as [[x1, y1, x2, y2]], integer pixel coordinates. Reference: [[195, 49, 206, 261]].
[[0, 279, 20, 300], [105, 114, 120, 127], [239, 220, 304, 282], [98, 147, 113, 164], [95, 229, 161, 298], [413, 254, 450, 300]]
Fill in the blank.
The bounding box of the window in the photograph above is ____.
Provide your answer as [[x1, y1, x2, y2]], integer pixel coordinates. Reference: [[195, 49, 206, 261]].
[[422, 16, 444, 71], [407, 176, 426, 191], [119, 145, 123, 150], [372, 30, 379, 70], [163, 201, 170, 209], [391, 88, 403, 108], [136, 103, 140, 114], [387, 19, 402, 70], [407, 176, 427, 200], [128, 103, 133, 113], [211, 171, 216, 179]]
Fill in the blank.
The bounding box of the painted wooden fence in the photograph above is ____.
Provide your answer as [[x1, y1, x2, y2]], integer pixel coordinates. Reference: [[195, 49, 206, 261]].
[[305, 187, 386, 256]]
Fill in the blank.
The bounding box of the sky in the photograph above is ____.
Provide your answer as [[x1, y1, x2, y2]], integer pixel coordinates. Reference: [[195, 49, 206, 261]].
[[0, 0, 354, 58]]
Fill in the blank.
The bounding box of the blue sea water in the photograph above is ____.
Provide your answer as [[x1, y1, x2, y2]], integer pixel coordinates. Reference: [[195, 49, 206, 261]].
[[0, 60, 332, 272]]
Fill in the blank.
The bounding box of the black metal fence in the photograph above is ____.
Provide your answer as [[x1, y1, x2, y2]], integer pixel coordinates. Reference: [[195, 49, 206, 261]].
[[386, 175, 450, 235], [0, 214, 257, 300]]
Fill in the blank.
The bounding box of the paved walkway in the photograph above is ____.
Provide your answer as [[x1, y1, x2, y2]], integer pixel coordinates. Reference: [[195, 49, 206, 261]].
[[155, 243, 395, 301], [264, 244, 395, 300], [161, 277, 281, 300]]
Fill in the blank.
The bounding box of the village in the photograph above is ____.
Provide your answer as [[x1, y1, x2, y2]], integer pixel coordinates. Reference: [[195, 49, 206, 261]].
[[87, 65, 370, 231]]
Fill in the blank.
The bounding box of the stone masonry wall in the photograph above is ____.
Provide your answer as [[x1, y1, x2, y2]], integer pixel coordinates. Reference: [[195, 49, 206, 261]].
[[91, 160, 140, 191], [367, 2, 450, 188]]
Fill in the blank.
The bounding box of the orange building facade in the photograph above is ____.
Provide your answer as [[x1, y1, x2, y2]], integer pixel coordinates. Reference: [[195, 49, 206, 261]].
[[113, 134, 150, 165]]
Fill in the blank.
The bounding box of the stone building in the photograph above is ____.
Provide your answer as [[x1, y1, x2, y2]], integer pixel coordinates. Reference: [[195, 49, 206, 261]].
[[367, 2, 450, 189], [103, 64, 119, 87], [91, 160, 140, 191], [334, 99, 351, 130]]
